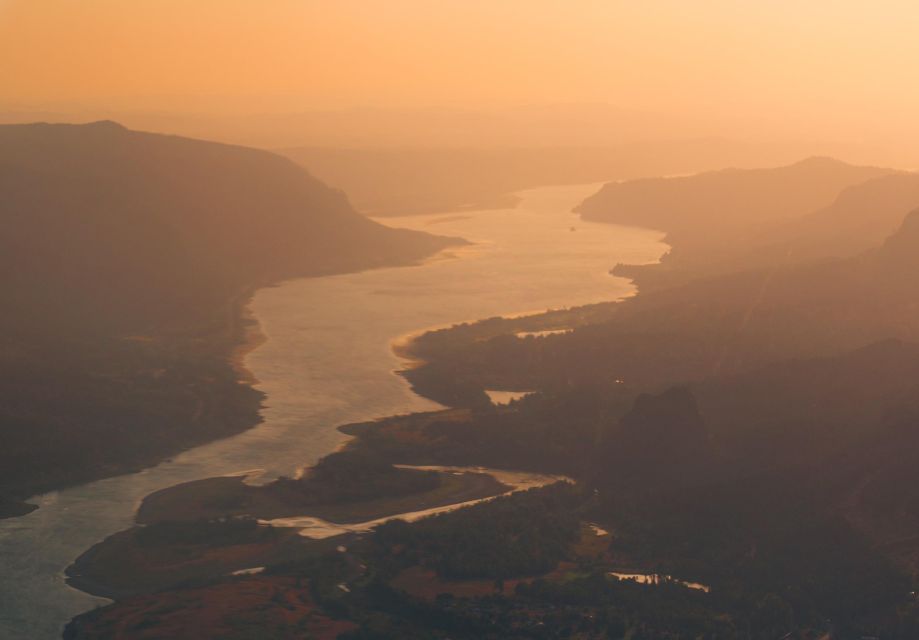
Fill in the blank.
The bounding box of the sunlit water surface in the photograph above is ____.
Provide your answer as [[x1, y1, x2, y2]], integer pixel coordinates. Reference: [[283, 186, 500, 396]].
[[0, 184, 665, 638]]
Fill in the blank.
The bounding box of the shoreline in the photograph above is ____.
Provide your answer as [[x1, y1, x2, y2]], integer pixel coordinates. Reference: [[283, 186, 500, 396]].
[[2, 315, 267, 521], [228, 295, 267, 386], [389, 226, 669, 384], [390, 222, 670, 410], [1, 240, 465, 523]]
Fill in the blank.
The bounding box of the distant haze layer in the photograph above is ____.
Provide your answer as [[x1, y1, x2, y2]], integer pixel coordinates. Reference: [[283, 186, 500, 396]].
[[3, 1, 919, 165]]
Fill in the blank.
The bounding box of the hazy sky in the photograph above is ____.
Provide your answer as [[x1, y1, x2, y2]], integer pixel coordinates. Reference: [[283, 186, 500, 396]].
[[2, 1, 919, 149]]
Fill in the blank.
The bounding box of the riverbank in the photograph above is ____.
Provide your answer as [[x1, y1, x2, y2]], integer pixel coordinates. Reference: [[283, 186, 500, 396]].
[[65, 520, 350, 600], [63, 574, 358, 640], [227, 300, 267, 386], [135, 468, 509, 527], [0, 291, 267, 516], [0, 235, 466, 523]]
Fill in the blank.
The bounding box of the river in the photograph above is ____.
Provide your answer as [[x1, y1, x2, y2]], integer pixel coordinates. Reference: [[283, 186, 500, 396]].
[[0, 183, 666, 639]]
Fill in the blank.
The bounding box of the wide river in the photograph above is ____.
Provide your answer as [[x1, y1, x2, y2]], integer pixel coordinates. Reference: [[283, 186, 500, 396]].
[[0, 183, 665, 639]]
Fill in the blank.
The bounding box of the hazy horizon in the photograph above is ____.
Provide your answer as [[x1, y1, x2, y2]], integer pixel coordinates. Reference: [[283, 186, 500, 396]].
[[3, 1, 919, 165]]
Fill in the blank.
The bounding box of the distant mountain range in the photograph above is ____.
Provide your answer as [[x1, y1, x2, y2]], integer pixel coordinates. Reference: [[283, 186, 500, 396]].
[[576, 157, 917, 288], [577, 156, 893, 230], [281, 143, 814, 217]]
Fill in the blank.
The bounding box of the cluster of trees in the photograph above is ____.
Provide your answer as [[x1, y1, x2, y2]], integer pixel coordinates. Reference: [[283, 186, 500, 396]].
[[346, 386, 636, 478], [517, 572, 734, 639], [134, 516, 275, 548], [270, 450, 441, 506], [600, 476, 911, 635], [337, 479, 918, 637], [337, 336, 919, 631], [373, 484, 582, 580]]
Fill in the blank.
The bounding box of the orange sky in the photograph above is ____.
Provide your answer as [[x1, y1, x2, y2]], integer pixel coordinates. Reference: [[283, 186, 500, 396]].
[[2, 1, 919, 150]]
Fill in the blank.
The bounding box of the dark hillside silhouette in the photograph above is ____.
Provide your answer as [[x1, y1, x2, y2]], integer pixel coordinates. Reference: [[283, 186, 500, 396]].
[[0, 122, 458, 507], [0, 121, 456, 336]]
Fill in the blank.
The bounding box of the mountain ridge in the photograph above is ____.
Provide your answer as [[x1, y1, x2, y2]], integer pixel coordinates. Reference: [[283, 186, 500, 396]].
[[0, 121, 460, 336]]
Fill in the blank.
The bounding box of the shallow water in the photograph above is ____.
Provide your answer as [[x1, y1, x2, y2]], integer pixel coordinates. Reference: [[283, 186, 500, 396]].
[[0, 183, 665, 638]]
